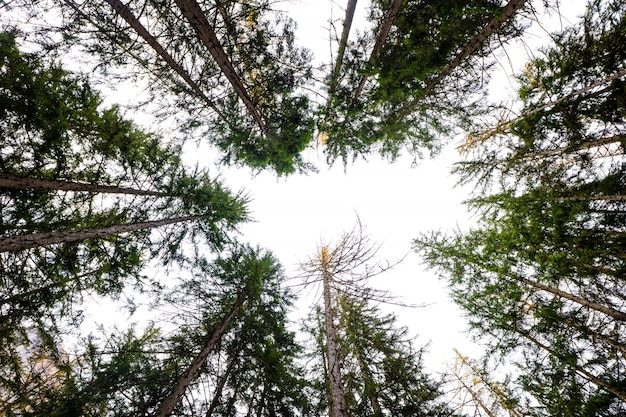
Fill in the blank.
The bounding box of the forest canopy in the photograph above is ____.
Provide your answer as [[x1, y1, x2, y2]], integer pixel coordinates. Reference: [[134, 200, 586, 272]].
[[1, 0, 625, 416]]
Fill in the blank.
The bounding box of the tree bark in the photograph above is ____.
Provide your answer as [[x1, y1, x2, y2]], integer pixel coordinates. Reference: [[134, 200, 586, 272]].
[[154, 290, 247, 417], [329, 0, 358, 98], [0, 214, 204, 253], [352, 0, 402, 103], [513, 273, 626, 322], [463, 69, 626, 150], [0, 173, 165, 196], [321, 248, 349, 417], [173, 0, 267, 134], [99, 0, 227, 121]]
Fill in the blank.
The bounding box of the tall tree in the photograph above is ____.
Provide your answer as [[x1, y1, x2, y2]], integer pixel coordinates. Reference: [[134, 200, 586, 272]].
[[0, 34, 248, 401], [15, 0, 315, 174], [300, 221, 454, 417], [321, 0, 526, 165]]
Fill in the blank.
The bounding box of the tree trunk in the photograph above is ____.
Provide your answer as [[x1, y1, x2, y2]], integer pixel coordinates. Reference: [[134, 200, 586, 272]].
[[398, 0, 528, 120], [352, 0, 402, 103], [0, 214, 203, 253], [0, 173, 164, 196], [98, 0, 227, 121], [154, 290, 247, 417], [328, 0, 358, 100], [321, 248, 349, 417], [513, 273, 626, 322], [173, 0, 267, 134], [523, 134, 625, 161], [555, 194, 626, 203], [463, 69, 626, 151], [521, 332, 626, 403], [426, 0, 528, 92], [205, 359, 235, 417]]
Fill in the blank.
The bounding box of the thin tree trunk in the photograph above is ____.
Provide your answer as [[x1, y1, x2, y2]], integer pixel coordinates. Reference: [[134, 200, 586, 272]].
[[468, 256, 626, 321], [397, 0, 528, 120], [424, 0, 528, 93], [0, 214, 203, 253], [554, 194, 626, 203], [321, 248, 349, 417], [447, 354, 499, 417], [562, 317, 626, 357], [0, 173, 165, 196], [205, 357, 235, 417], [342, 299, 382, 416], [328, 0, 358, 98], [521, 332, 626, 403], [154, 290, 247, 417], [98, 0, 227, 121], [513, 273, 626, 321], [463, 69, 626, 150], [522, 135, 625, 161], [173, 0, 267, 134], [352, 0, 402, 103]]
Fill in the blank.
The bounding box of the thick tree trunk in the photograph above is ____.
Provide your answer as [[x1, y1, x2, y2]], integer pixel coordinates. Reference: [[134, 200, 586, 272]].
[[173, 0, 267, 134], [99, 0, 227, 121], [154, 291, 247, 417], [0, 214, 203, 253], [321, 248, 349, 417], [352, 0, 402, 103], [0, 173, 164, 196]]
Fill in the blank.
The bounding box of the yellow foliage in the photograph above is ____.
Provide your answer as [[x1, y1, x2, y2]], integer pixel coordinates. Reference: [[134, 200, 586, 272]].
[[318, 131, 328, 145], [320, 246, 329, 265]]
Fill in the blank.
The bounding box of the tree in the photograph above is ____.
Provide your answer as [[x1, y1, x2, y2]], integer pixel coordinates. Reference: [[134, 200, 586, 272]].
[[299, 221, 454, 417], [3, 245, 309, 417], [0, 34, 248, 405], [15, 0, 315, 174], [321, 0, 527, 165], [414, 4, 626, 412]]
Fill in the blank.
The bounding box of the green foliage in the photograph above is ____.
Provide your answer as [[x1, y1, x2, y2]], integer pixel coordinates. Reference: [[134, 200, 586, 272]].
[[416, 1, 626, 413], [322, 0, 524, 165], [303, 296, 456, 417]]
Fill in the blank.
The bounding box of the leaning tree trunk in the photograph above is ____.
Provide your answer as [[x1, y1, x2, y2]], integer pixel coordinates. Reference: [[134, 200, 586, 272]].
[[321, 247, 349, 417], [352, 0, 403, 103], [0, 173, 165, 196], [0, 214, 204, 253], [502, 269, 626, 322], [398, 0, 528, 121], [173, 0, 267, 134], [521, 332, 626, 403], [154, 290, 247, 417], [328, 0, 358, 101], [98, 0, 227, 121], [462, 68, 626, 151], [205, 359, 235, 417]]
